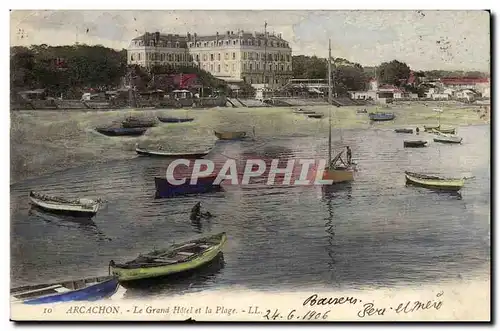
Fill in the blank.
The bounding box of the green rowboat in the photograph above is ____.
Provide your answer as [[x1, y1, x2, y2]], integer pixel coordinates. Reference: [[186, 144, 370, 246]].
[[405, 171, 464, 192], [110, 232, 227, 282]]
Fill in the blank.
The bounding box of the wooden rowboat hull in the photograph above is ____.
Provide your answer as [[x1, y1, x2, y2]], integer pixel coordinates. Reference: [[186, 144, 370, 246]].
[[29, 194, 99, 218], [322, 168, 354, 183], [11, 276, 120, 305], [136, 148, 210, 158], [395, 129, 414, 133], [433, 137, 462, 144], [111, 232, 227, 282], [96, 127, 147, 137], [404, 141, 427, 148], [157, 117, 194, 123], [214, 131, 247, 140], [308, 114, 324, 118], [405, 172, 464, 191], [154, 176, 221, 198]]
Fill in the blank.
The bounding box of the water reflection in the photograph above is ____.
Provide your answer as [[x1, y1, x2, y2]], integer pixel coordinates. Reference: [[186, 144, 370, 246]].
[[322, 184, 353, 284], [122, 252, 225, 297], [28, 208, 111, 241]]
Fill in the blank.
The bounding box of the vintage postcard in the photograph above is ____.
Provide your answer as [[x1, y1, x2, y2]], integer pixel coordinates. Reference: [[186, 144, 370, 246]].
[[10, 9, 490, 322]]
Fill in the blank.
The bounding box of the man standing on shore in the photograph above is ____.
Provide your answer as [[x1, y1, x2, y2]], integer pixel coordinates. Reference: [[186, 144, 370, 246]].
[[346, 146, 352, 166]]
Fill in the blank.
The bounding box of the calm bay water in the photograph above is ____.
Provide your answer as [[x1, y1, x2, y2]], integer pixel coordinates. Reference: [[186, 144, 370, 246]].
[[10, 106, 490, 297]]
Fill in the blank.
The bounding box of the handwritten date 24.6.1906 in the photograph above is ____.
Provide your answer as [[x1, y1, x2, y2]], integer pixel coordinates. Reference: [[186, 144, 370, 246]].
[[263, 308, 330, 321]]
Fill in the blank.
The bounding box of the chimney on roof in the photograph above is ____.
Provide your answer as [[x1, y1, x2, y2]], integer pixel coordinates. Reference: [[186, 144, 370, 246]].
[[216, 31, 219, 42], [187, 33, 191, 41], [231, 31, 234, 35], [227, 30, 230, 36], [154, 31, 160, 44]]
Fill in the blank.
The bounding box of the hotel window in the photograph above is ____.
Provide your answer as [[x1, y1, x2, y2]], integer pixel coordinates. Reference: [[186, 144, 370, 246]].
[[249, 63, 253, 71], [244, 63, 247, 71], [217, 64, 221, 72], [218, 53, 221, 61], [232, 63, 235, 71], [232, 52, 236, 60], [257, 63, 260, 70], [210, 54, 214, 61], [210, 64, 214, 71], [196, 54, 199, 61], [138, 53, 141, 61], [130, 54, 135, 61], [233, 40, 236, 45], [225, 40, 229, 45], [243, 52, 247, 60], [203, 64, 207, 70], [225, 53, 229, 60], [203, 54, 207, 61], [225, 64, 229, 72], [197, 42, 200, 47], [280, 65, 284, 71]]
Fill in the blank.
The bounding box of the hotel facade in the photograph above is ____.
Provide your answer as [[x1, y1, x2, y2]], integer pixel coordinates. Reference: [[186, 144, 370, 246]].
[[127, 30, 293, 88]]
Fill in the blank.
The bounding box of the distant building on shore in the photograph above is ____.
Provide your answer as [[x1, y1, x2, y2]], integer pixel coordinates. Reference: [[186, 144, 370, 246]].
[[127, 30, 293, 88]]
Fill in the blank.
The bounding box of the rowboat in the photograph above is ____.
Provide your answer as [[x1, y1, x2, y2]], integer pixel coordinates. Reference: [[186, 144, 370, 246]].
[[395, 128, 414, 133], [435, 127, 456, 134], [357, 109, 367, 114], [29, 191, 101, 217], [308, 114, 324, 119], [424, 124, 440, 132], [109, 232, 227, 282], [214, 131, 247, 140], [404, 140, 427, 148], [157, 116, 194, 123], [154, 174, 221, 198], [11, 276, 121, 305], [96, 127, 147, 137], [135, 145, 211, 158], [433, 131, 463, 144], [122, 117, 156, 128], [405, 171, 464, 192], [369, 112, 395, 121]]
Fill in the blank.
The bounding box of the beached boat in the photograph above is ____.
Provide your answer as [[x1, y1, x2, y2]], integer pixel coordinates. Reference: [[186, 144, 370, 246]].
[[405, 171, 464, 192], [135, 145, 211, 158], [433, 131, 463, 144], [308, 114, 324, 119], [357, 109, 368, 114], [122, 117, 156, 128], [109, 232, 227, 282], [395, 128, 413, 133], [157, 116, 194, 123], [154, 174, 221, 198], [436, 127, 456, 134], [214, 131, 247, 140], [96, 127, 147, 137], [404, 140, 428, 148], [322, 40, 355, 184], [369, 112, 395, 121], [29, 191, 101, 217], [11, 276, 120, 305]]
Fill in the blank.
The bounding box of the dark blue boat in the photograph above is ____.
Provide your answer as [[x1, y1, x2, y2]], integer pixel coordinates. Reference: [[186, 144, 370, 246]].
[[157, 116, 194, 123], [369, 112, 396, 121], [96, 127, 147, 137], [11, 276, 120, 305], [154, 174, 221, 198]]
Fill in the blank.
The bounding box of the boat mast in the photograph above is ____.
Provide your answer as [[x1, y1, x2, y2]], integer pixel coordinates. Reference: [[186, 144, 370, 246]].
[[328, 39, 332, 164]]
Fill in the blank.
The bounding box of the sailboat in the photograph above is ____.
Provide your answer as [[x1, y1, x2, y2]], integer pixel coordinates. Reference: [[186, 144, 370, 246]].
[[322, 39, 355, 184]]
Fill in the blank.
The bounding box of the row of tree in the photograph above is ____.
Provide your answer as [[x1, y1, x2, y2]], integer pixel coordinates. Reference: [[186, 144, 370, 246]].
[[10, 44, 249, 99], [292, 55, 488, 96]]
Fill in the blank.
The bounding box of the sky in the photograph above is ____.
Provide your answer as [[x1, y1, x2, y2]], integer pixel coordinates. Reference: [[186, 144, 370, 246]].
[[10, 10, 491, 71]]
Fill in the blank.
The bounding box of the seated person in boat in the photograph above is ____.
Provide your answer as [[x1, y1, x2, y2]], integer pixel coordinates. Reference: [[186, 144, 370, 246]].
[[346, 146, 352, 165], [190, 202, 214, 221]]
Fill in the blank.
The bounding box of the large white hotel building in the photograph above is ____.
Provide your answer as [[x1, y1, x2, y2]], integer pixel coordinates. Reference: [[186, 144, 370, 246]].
[[127, 30, 293, 88]]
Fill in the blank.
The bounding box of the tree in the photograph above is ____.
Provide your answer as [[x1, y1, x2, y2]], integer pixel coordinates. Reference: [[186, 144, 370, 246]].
[[332, 60, 367, 96], [377, 60, 411, 86]]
